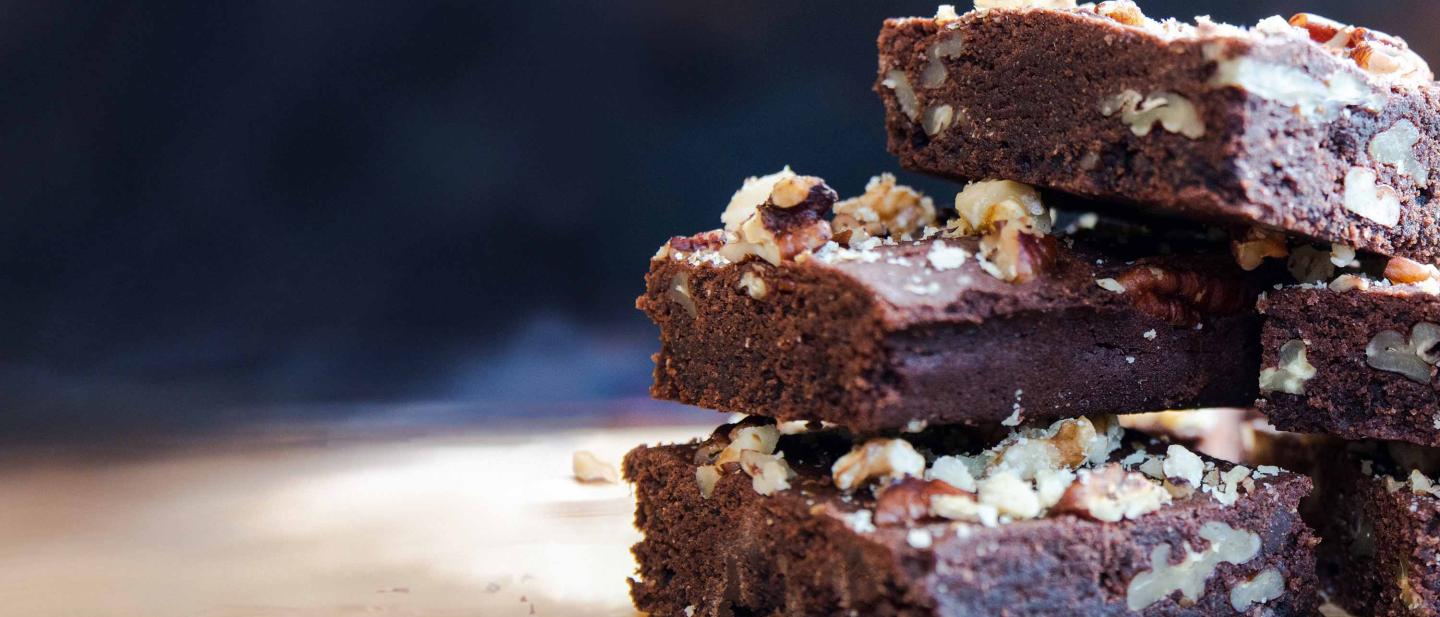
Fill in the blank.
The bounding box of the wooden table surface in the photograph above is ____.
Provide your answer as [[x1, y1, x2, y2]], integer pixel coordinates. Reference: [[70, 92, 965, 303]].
[[0, 420, 712, 617]]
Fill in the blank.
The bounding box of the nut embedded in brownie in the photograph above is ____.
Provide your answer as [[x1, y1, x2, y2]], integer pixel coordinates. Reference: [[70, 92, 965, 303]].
[[638, 169, 1261, 433], [624, 416, 1318, 616], [1256, 258, 1440, 446], [877, 1, 1440, 262]]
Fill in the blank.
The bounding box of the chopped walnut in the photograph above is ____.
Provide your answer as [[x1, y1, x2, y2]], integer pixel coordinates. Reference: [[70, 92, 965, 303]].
[[832, 438, 926, 491], [695, 465, 722, 498], [1162, 444, 1205, 487], [1366, 322, 1440, 384], [1112, 265, 1247, 325], [1096, 0, 1145, 26], [720, 174, 836, 265], [1126, 521, 1262, 610], [944, 180, 1057, 282], [927, 455, 980, 492], [930, 493, 1000, 527], [1099, 90, 1205, 139], [738, 270, 768, 299], [714, 424, 781, 466], [882, 70, 919, 121], [721, 168, 795, 232], [1259, 339, 1317, 394], [1289, 13, 1433, 83], [668, 272, 697, 317], [1343, 167, 1401, 227], [739, 450, 795, 496], [1230, 227, 1289, 271], [572, 450, 619, 484], [977, 470, 1042, 520], [874, 477, 970, 525], [832, 173, 938, 242], [1052, 464, 1172, 522], [988, 416, 1120, 480], [920, 34, 966, 88], [1370, 119, 1428, 186]]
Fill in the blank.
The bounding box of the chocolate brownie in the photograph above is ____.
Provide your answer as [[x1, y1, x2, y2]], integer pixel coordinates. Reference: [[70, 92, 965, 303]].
[[1257, 282, 1440, 446], [877, 3, 1440, 262], [1246, 434, 1440, 616], [624, 416, 1318, 616], [641, 229, 1260, 433]]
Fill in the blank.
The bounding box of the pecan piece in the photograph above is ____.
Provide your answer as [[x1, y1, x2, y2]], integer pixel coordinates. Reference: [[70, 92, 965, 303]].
[[1113, 265, 1247, 326], [1051, 463, 1171, 522]]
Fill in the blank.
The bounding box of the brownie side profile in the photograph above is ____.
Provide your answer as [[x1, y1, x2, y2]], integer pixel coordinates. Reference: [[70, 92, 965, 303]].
[[624, 419, 1318, 616], [639, 235, 1259, 433], [877, 6, 1440, 261], [1257, 285, 1440, 446], [1284, 439, 1440, 616]]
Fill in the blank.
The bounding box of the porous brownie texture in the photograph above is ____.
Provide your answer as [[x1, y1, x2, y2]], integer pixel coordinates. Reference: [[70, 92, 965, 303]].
[[1257, 285, 1440, 446], [878, 6, 1440, 262], [624, 423, 1318, 616], [638, 235, 1260, 433]]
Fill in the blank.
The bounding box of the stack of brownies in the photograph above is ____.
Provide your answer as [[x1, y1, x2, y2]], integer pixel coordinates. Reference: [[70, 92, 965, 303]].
[[624, 1, 1440, 614]]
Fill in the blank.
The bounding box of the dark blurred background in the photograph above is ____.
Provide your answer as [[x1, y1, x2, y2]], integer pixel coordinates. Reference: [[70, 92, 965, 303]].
[[3, 0, 1436, 438]]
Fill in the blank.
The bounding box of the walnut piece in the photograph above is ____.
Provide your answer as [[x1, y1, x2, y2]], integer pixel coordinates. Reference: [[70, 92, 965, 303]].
[[1230, 227, 1288, 271], [1051, 464, 1172, 522], [1113, 265, 1247, 325], [1289, 13, 1433, 83], [720, 174, 836, 265], [977, 470, 1042, 519], [739, 450, 794, 496], [1096, 0, 1145, 26], [832, 438, 926, 491], [1098, 90, 1205, 139], [920, 34, 966, 89], [722, 168, 795, 232], [874, 477, 970, 525], [882, 70, 919, 121], [572, 450, 619, 484], [695, 465, 722, 498], [927, 455, 979, 492], [988, 416, 1121, 480], [974, 0, 1077, 9], [1230, 567, 1287, 611], [832, 173, 937, 242], [1259, 339, 1317, 394], [738, 270, 767, 299], [668, 272, 697, 317], [1366, 322, 1440, 384], [1126, 521, 1262, 611], [1162, 444, 1204, 487], [946, 180, 1057, 283], [1343, 167, 1401, 227], [922, 104, 956, 136], [1370, 119, 1427, 186]]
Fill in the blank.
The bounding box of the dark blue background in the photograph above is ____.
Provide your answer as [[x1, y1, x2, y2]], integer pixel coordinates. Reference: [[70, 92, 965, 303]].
[[3, 1, 1434, 437]]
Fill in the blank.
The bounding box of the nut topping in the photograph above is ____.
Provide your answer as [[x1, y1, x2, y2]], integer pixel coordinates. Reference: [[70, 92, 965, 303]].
[[874, 477, 970, 525], [832, 173, 937, 242], [1051, 463, 1172, 522], [1230, 227, 1288, 271], [832, 438, 926, 491], [1112, 265, 1247, 325], [946, 180, 1057, 283], [1290, 13, 1433, 82], [720, 174, 836, 265]]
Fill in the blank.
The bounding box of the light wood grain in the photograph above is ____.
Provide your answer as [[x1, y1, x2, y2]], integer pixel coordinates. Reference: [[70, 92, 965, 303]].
[[0, 424, 710, 617]]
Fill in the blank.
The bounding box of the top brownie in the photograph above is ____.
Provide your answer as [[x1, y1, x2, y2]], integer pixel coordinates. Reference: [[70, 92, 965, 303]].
[[878, 1, 1440, 262]]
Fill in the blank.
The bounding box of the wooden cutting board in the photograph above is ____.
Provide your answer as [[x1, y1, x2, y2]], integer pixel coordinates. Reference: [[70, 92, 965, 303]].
[[0, 422, 711, 617]]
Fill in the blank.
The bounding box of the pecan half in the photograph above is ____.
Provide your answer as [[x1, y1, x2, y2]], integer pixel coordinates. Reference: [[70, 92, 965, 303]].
[[1113, 264, 1247, 326]]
